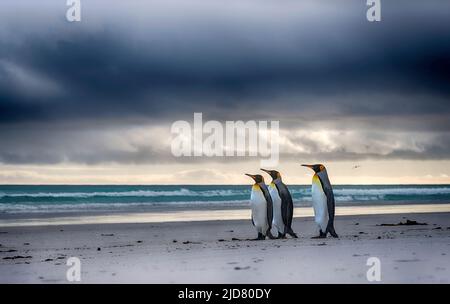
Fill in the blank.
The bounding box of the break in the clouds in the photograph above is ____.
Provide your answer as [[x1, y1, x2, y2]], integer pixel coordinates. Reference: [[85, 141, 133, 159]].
[[0, 0, 450, 166]]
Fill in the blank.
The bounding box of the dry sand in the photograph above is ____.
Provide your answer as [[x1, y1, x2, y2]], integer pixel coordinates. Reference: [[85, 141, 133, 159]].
[[0, 209, 449, 283]]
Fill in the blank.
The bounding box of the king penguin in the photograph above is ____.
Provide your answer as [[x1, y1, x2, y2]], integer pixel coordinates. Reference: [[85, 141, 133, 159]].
[[301, 164, 339, 238], [245, 174, 275, 240], [260, 169, 298, 238]]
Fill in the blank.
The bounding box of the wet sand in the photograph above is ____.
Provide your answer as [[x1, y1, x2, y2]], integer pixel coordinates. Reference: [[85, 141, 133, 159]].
[[0, 203, 449, 227]]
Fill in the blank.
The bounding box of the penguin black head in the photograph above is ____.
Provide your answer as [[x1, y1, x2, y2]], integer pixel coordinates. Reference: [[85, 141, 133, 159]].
[[301, 164, 326, 173], [245, 174, 264, 184], [260, 168, 281, 181]]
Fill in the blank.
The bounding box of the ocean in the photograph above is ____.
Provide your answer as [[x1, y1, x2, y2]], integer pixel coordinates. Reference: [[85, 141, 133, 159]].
[[1, 184, 449, 216]]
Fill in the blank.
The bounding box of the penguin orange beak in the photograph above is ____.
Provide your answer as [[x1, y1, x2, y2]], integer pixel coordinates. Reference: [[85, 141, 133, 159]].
[[301, 164, 314, 170], [260, 168, 270, 173]]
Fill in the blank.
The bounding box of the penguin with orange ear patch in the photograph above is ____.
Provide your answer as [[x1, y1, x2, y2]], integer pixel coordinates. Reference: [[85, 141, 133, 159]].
[[301, 164, 339, 238]]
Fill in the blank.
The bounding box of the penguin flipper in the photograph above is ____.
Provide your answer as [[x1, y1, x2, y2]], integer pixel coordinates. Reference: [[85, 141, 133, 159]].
[[275, 183, 294, 229], [286, 196, 294, 228], [259, 184, 273, 229], [266, 198, 273, 229]]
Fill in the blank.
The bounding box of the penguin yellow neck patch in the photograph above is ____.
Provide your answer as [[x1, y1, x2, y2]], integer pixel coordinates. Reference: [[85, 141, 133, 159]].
[[312, 174, 321, 185], [252, 184, 261, 191]]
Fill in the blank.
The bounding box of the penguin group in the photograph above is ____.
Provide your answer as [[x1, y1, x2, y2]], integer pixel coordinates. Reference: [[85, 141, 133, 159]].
[[245, 164, 338, 240]]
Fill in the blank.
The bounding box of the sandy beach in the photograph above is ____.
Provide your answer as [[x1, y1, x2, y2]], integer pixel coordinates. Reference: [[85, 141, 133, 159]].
[[0, 207, 449, 283]]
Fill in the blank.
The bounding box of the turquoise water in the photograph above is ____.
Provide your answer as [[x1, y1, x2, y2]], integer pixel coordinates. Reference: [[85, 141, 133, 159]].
[[1, 185, 450, 215]]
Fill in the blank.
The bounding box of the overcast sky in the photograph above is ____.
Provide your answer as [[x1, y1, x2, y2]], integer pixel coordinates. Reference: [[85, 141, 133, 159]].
[[0, 0, 449, 184]]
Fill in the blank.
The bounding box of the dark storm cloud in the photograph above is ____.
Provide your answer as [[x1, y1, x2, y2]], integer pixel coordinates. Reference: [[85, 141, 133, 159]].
[[0, 0, 450, 164]]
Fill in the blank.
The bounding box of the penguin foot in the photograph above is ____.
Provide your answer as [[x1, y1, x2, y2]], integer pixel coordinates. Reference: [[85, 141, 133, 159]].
[[327, 227, 339, 238], [253, 233, 265, 241], [285, 227, 298, 238], [277, 232, 286, 239], [330, 232, 339, 238], [266, 231, 276, 240], [311, 230, 327, 239], [311, 235, 326, 239]]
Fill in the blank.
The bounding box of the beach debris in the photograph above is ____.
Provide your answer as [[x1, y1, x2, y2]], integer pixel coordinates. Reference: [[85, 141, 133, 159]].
[[101, 234, 114, 236], [395, 259, 421, 263], [227, 230, 234, 232], [0, 249, 17, 253], [108, 244, 133, 248], [234, 266, 250, 270], [182, 241, 201, 245], [24, 243, 30, 245], [316, 243, 327, 246], [377, 236, 381, 239], [97, 247, 101, 251], [136, 240, 143, 243], [231, 237, 241, 241], [355, 223, 359, 225], [433, 227, 442, 230], [44, 258, 53, 262], [218, 239, 225, 242], [172, 240, 177, 243], [3, 256, 32, 260], [378, 219, 428, 226]]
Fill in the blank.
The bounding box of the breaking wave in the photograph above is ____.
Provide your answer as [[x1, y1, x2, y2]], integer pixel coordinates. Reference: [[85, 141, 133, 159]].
[[0, 185, 449, 215]]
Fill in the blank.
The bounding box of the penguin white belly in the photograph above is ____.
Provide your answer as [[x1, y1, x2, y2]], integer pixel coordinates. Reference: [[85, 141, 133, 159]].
[[311, 175, 329, 232], [269, 183, 284, 233], [250, 185, 269, 234]]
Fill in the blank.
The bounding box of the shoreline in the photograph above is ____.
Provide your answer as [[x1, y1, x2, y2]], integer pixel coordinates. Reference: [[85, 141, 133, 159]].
[[0, 203, 449, 227]]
